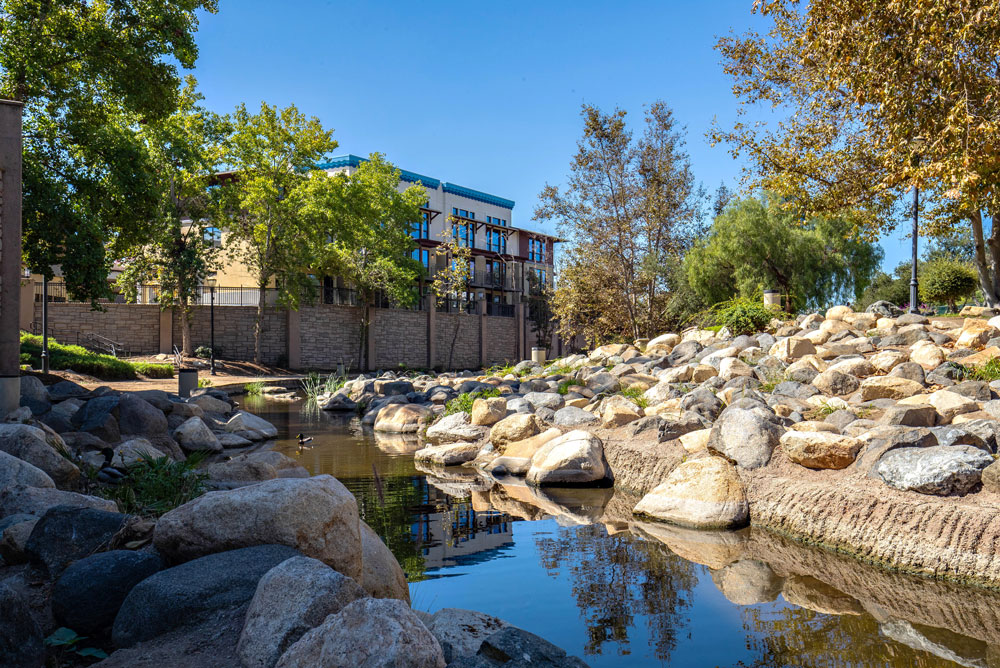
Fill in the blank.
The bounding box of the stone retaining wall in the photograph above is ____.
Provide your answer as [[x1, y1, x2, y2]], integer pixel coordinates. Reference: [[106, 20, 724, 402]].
[[300, 305, 362, 370], [372, 308, 427, 370], [435, 313, 480, 370], [32, 303, 161, 354], [175, 306, 288, 366]]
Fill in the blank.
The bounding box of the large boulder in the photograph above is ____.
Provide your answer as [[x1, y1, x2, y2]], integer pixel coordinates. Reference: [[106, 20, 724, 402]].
[[118, 394, 169, 439], [154, 475, 362, 579], [414, 443, 481, 466], [72, 395, 121, 442], [489, 428, 562, 476], [425, 608, 510, 664], [0, 449, 55, 489], [552, 406, 599, 427], [225, 411, 278, 440], [374, 379, 414, 396], [0, 423, 79, 487], [710, 559, 783, 605], [25, 505, 128, 576], [874, 445, 992, 495], [374, 404, 432, 433], [0, 582, 44, 668], [112, 544, 300, 648], [360, 521, 410, 603], [425, 411, 488, 444], [191, 394, 232, 414], [858, 376, 925, 401], [707, 408, 783, 470], [600, 394, 643, 427], [471, 397, 507, 426], [779, 430, 863, 469], [476, 627, 589, 668], [275, 598, 446, 668], [172, 416, 222, 452], [19, 375, 51, 415], [633, 456, 748, 529], [490, 413, 542, 450], [52, 550, 163, 635], [769, 337, 817, 362], [237, 556, 367, 668], [525, 430, 610, 487], [0, 485, 116, 518], [522, 392, 565, 411]]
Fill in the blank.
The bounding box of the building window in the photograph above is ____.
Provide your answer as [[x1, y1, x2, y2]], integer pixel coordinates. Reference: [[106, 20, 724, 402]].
[[452, 207, 474, 220], [528, 238, 545, 262], [453, 222, 475, 248], [487, 216, 507, 227], [204, 227, 222, 248], [411, 248, 429, 270], [411, 212, 430, 239], [485, 229, 506, 254]]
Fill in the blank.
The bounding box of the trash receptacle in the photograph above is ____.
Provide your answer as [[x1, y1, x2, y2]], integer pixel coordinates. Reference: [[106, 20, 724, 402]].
[[531, 347, 547, 365], [178, 368, 198, 398]]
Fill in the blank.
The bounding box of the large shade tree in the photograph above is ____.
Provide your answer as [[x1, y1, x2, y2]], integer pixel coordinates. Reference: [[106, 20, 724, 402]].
[[713, 0, 1000, 303], [0, 0, 217, 300]]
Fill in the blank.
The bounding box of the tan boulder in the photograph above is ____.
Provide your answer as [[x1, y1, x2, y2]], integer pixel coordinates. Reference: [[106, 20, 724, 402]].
[[691, 364, 718, 382], [633, 456, 748, 530], [825, 305, 853, 320], [858, 376, 924, 401], [525, 430, 610, 486], [470, 397, 506, 426], [359, 521, 410, 603], [870, 350, 909, 373], [769, 337, 817, 362], [373, 404, 432, 433], [679, 428, 711, 453], [489, 413, 542, 450], [819, 319, 852, 335], [601, 395, 643, 427], [959, 347, 1000, 367], [909, 342, 945, 371], [490, 428, 562, 475], [844, 313, 876, 330], [779, 430, 862, 469], [719, 357, 754, 382], [956, 320, 998, 349], [826, 358, 874, 378], [802, 329, 830, 345], [928, 389, 979, 423], [789, 421, 840, 433]]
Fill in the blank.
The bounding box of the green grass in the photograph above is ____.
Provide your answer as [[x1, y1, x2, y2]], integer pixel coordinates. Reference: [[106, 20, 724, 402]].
[[557, 379, 583, 395], [959, 358, 1000, 381], [19, 333, 173, 380], [93, 452, 209, 517], [301, 372, 347, 403], [243, 379, 265, 396], [445, 388, 502, 416], [618, 385, 649, 409], [758, 371, 789, 394]]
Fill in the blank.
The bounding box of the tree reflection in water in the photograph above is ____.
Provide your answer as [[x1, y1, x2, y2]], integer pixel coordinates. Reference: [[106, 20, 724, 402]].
[[534, 524, 698, 661]]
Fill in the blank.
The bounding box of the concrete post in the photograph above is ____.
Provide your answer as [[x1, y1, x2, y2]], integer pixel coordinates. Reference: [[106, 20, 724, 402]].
[[158, 308, 173, 355], [515, 302, 525, 362], [427, 295, 437, 370], [0, 100, 23, 417], [19, 279, 33, 331], [287, 308, 301, 369], [478, 298, 487, 369]]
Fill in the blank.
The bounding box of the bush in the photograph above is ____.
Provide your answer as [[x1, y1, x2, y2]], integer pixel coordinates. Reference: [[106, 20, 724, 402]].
[[855, 270, 910, 311], [96, 452, 208, 517], [244, 379, 265, 396], [19, 333, 173, 380], [445, 388, 501, 416], [194, 346, 213, 359], [919, 260, 978, 312], [710, 297, 779, 336]]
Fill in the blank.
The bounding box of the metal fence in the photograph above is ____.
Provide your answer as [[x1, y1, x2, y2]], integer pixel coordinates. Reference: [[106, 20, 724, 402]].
[[34, 283, 163, 304], [486, 302, 515, 318]]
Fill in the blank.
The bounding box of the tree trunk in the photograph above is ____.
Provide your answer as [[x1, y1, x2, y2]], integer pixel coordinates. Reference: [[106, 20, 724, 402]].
[[180, 302, 193, 356], [358, 301, 369, 372], [255, 282, 266, 365], [970, 210, 999, 306]]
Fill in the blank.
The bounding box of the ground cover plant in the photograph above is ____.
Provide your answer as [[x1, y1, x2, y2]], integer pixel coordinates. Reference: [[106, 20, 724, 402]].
[[19, 333, 173, 380], [94, 452, 209, 517], [445, 388, 501, 416], [709, 297, 779, 336]]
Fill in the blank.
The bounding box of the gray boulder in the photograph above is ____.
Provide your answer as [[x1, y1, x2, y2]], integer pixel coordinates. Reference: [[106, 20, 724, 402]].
[[47, 379, 90, 401], [360, 521, 410, 603], [0, 449, 55, 489], [72, 394, 121, 442], [875, 445, 993, 495], [0, 423, 79, 487], [172, 416, 222, 452], [19, 375, 51, 415], [552, 406, 598, 427], [707, 408, 784, 469], [426, 608, 509, 663], [226, 411, 278, 440], [523, 392, 564, 411], [237, 556, 367, 668], [866, 300, 903, 318], [425, 412, 488, 445], [53, 550, 163, 635], [0, 485, 116, 518], [112, 544, 301, 647], [25, 505, 128, 576], [476, 627, 588, 668], [118, 394, 169, 439], [0, 582, 44, 668]]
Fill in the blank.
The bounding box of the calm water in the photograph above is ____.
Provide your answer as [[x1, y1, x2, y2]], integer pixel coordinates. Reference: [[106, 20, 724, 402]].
[[245, 397, 1000, 668]]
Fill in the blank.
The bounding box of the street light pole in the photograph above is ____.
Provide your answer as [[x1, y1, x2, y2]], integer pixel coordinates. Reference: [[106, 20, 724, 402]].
[[909, 182, 919, 314], [41, 277, 49, 373]]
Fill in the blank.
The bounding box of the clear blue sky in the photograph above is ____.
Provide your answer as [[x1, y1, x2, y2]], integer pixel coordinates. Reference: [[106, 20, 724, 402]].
[[190, 0, 910, 271]]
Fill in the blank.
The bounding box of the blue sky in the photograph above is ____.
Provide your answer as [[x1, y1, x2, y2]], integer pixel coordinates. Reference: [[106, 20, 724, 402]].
[[190, 0, 910, 271]]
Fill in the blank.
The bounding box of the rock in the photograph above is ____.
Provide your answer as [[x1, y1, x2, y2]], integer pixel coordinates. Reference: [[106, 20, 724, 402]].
[[490, 413, 542, 449], [781, 575, 864, 616], [118, 394, 169, 439], [769, 337, 817, 362], [360, 521, 410, 603], [374, 403, 432, 433], [870, 350, 909, 373], [225, 411, 278, 440], [81, 438, 166, 471], [707, 408, 783, 470], [490, 429, 562, 476], [0, 582, 44, 668], [113, 544, 300, 647], [19, 375, 51, 415], [218, 432, 254, 448], [53, 550, 163, 635], [719, 357, 754, 382], [169, 401, 204, 419], [0, 485, 116, 518], [600, 394, 643, 427], [710, 559, 783, 605], [72, 394, 121, 442], [875, 445, 992, 495], [779, 430, 862, 469], [275, 598, 446, 668], [471, 397, 506, 426], [0, 515, 37, 563], [888, 361, 926, 383], [154, 475, 361, 578], [982, 459, 1000, 493], [172, 416, 222, 452], [476, 627, 588, 668], [203, 459, 278, 484], [191, 394, 232, 414], [415, 442, 481, 466], [866, 300, 903, 318], [909, 343, 946, 371], [552, 406, 599, 427], [811, 369, 860, 396], [927, 389, 979, 423], [522, 392, 565, 412], [48, 379, 90, 401], [0, 423, 79, 487], [322, 392, 358, 412], [0, 449, 55, 489], [425, 412, 487, 444], [858, 376, 925, 401], [880, 404, 936, 427], [25, 505, 127, 576], [426, 608, 510, 663], [374, 379, 414, 396], [956, 320, 998, 349], [237, 556, 367, 668], [526, 430, 610, 487], [633, 456, 748, 529]]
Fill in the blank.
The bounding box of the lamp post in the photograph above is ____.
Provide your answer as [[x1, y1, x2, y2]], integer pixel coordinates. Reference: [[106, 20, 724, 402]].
[[41, 277, 49, 373], [909, 137, 925, 314], [206, 278, 216, 375]]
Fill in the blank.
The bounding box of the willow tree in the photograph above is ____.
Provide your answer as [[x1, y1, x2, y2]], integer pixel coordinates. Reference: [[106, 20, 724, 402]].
[[1, 0, 217, 301], [713, 0, 1000, 303], [220, 102, 337, 363], [536, 102, 704, 342]]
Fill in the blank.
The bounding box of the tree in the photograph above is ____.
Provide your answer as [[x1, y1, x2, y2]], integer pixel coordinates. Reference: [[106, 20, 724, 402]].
[[219, 102, 337, 363], [115, 79, 227, 354], [303, 154, 426, 371], [713, 0, 1000, 304], [429, 226, 473, 371], [919, 259, 979, 313], [526, 270, 556, 349], [684, 195, 883, 311], [536, 102, 704, 342], [854, 263, 912, 311], [1, 0, 217, 301]]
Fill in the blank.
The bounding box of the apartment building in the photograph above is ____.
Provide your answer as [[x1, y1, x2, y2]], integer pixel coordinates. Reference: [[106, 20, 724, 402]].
[[317, 154, 558, 307]]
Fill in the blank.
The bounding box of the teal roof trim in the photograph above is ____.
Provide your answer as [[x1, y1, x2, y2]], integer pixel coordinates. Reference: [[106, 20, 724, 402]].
[[315, 154, 441, 189], [442, 183, 515, 210]]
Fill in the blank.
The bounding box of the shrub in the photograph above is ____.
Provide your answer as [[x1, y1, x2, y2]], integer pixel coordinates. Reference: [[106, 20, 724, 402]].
[[131, 362, 174, 379], [710, 297, 779, 336], [194, 345, 213, 359], [445, 388, 501, 416], [919, 260, 978, 313], [244, 379, 265, 396], [96, 452, 208, 517], [301, 372, 347, 403], [19, 333, 172, 380], [197, 377, 213, 388]]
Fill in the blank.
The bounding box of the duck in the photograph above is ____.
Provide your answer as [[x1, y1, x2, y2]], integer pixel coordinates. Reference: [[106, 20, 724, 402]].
[[97, 448, 128, 485], [296, 433, 314, 447]]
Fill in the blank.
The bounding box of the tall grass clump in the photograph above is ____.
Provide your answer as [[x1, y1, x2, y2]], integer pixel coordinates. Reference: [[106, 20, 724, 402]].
[[710, 297, 779, 336], [96, 452, 209, 517], [243, 379, 266, 396], [301, 372, 347, 403], [445, 388, 501, 416]]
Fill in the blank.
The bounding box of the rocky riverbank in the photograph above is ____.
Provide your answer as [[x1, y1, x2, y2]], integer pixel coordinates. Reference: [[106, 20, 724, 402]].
[[0, 380, 588, 667], [329, 302, 1000, 589]]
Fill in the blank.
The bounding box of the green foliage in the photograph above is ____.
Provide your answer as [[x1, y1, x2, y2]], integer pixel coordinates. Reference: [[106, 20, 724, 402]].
[[556, 380, 582, 395], [445, 388, 501, 416], [243, 379, 265, 396], [544, 364, 576, 376], [710, 296, 779, 336], [855, 262, 913, 310], [484, 363, 518, 378], [194, 346, 213, 359], [919, 260, 979, 312], [685, 195, 883, 312], [19, 352, 31, 365], [19, 334, 172, 380], [301, 372, 346, 403], [618, 386, 649, 409], [961, 358, 1000, 382], [197, 378, 213, 388], [98, 452, 208, 517], [4, 0, 218, 303], [45, 627, 108, 661]]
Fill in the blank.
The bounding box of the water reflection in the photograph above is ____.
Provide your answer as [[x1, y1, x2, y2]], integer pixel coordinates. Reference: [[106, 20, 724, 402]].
[[247, 399, 1000, 668]]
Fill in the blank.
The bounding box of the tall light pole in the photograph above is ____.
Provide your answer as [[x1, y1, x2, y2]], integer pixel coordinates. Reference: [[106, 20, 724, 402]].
[[41, 277, 49, 372], [909, 137, 925, 314]]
